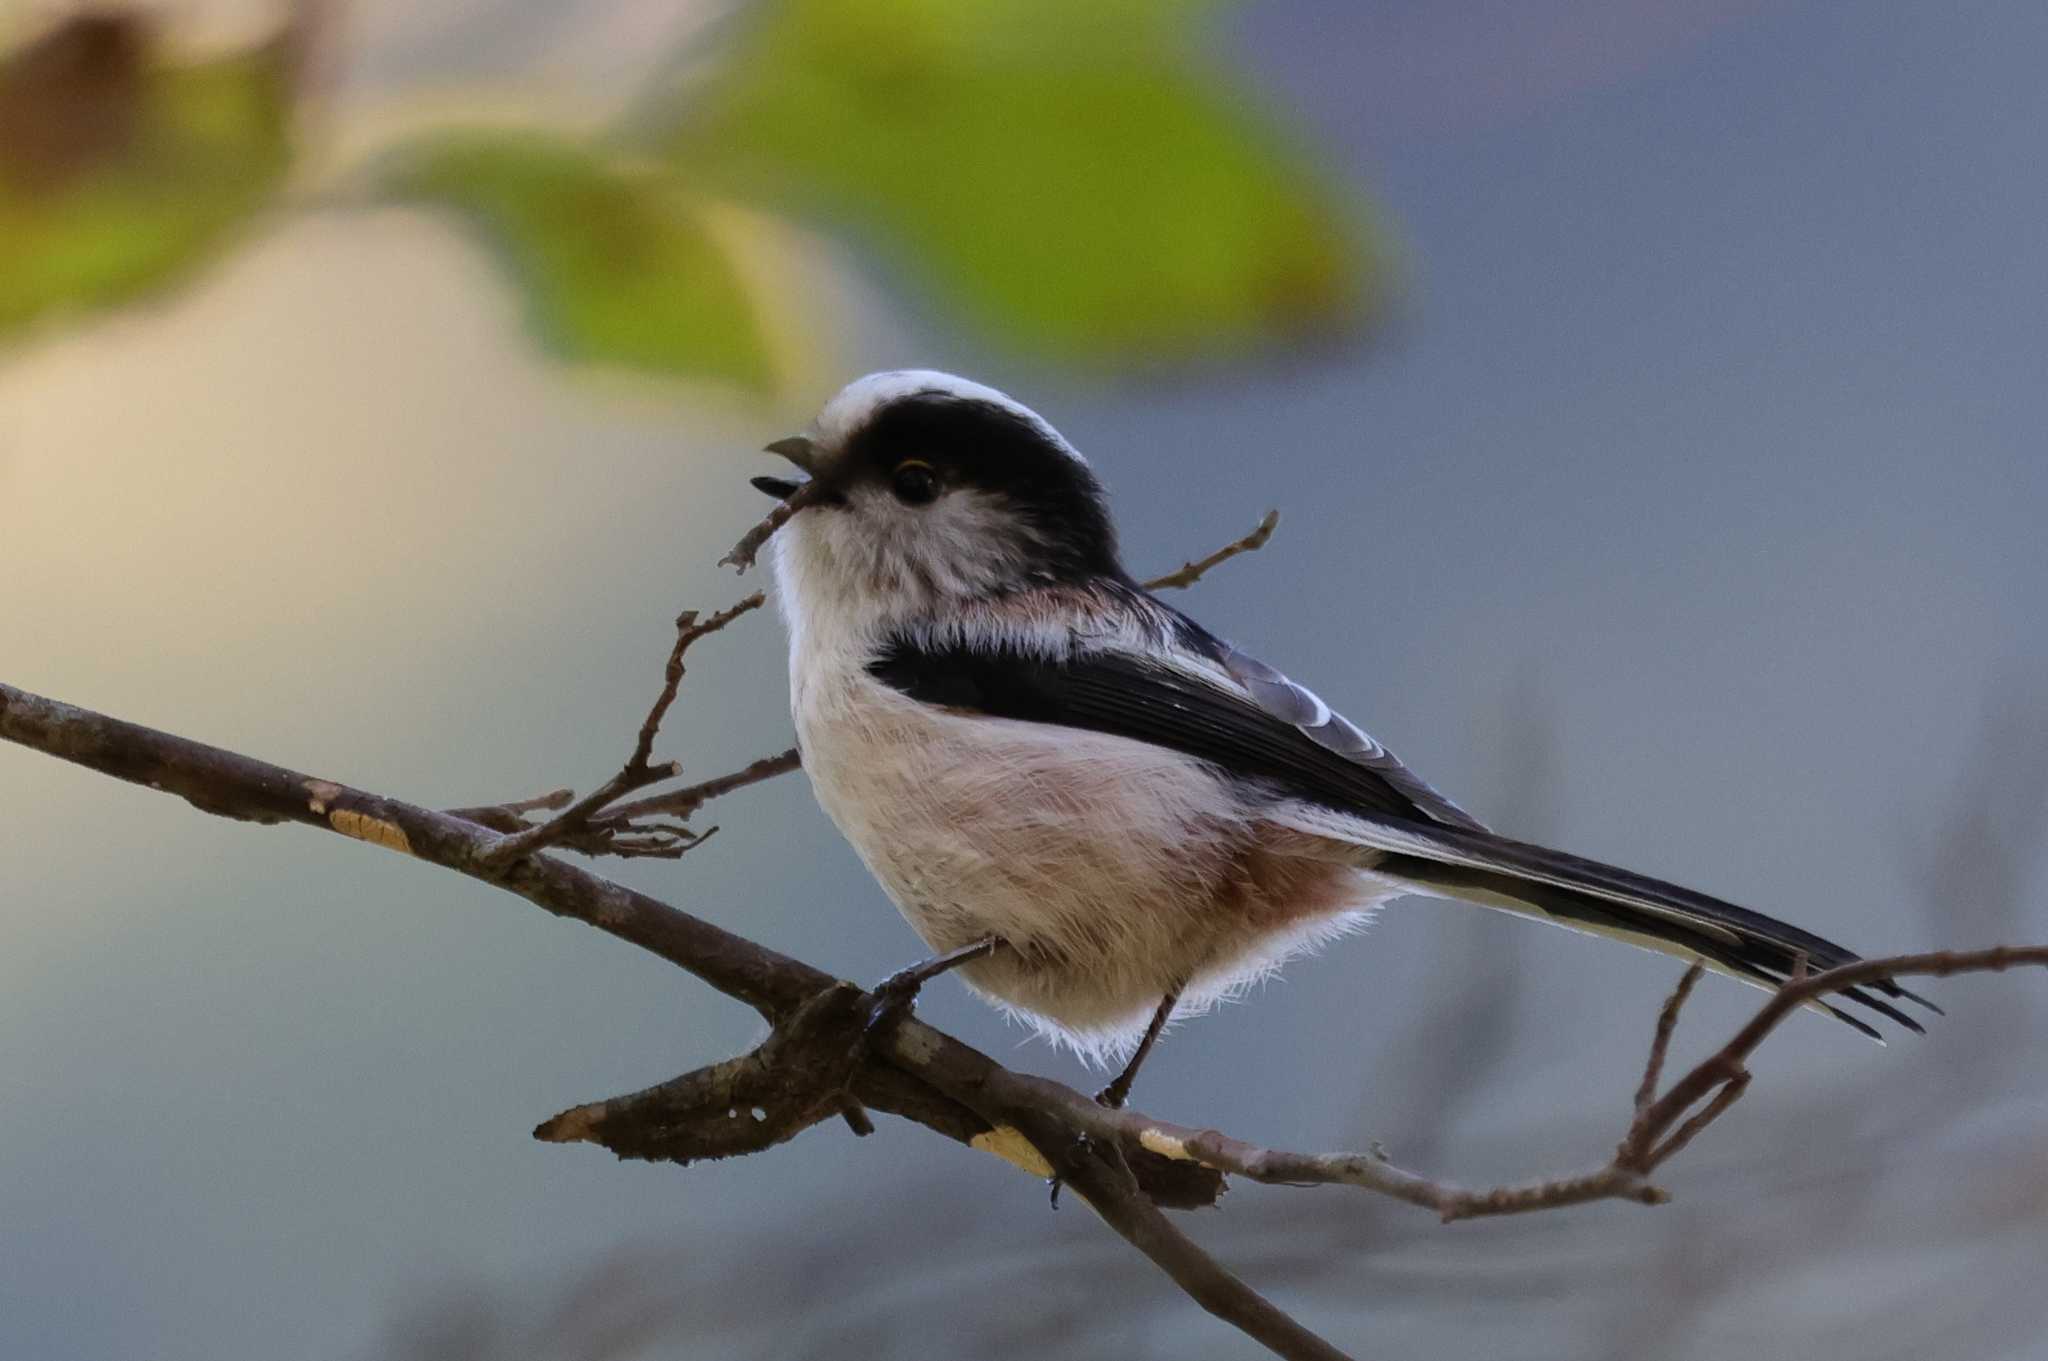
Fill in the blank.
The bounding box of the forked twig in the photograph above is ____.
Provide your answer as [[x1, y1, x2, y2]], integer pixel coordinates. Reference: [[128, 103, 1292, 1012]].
[[475, 594, 764, 866], [597, 748, 802, 826], [1633, 960, 1704, 1112], [1065, 949, 2044, 1227]]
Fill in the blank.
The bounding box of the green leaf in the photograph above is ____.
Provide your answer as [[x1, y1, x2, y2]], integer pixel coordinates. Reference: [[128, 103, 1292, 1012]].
[[0, 17, 294, 340], [378, 132, 777, 391], [656, 0, 1383, 367]]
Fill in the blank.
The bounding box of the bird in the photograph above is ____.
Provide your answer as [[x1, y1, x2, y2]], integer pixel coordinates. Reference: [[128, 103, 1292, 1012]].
[[745, 369, 1930, 1107]]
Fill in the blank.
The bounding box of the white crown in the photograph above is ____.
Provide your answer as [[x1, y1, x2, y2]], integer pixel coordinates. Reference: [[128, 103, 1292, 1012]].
[[811, 370, 1087, 465]]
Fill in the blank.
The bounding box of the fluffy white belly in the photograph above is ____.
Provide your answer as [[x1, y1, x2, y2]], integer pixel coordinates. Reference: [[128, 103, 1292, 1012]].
[[797, 668, 1378, 1058]]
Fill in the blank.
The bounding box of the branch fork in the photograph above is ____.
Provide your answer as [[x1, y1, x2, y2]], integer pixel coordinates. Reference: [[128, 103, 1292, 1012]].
[[467, 593, 770, 866]]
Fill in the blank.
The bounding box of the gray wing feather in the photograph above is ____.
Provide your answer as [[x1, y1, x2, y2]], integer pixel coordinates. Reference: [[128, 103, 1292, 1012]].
[[1213, 642, 1489, 833]]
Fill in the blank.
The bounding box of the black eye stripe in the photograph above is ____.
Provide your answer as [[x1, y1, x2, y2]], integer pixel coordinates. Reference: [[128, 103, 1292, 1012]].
[[842, 391, 1122, 583]]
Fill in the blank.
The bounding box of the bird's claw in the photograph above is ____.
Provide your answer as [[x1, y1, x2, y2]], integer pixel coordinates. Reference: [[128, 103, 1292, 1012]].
[[860, 936, 1004, 1042], [862, 971, 926, 1039]]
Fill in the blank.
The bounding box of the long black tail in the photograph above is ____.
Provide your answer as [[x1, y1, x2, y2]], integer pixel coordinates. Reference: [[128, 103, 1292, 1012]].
[[1369, 822, 1938, 1039]]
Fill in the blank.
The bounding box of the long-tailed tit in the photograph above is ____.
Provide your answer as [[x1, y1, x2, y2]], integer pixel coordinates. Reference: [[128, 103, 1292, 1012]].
[[747, 370, 1929, 1104]]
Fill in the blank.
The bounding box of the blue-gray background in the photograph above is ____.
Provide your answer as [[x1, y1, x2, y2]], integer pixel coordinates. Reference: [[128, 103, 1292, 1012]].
[[4, 2, 2045, 1357]]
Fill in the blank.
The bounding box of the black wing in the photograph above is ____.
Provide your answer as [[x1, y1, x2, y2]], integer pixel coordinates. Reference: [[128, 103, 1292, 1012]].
[[867, 635, 1480, 830]]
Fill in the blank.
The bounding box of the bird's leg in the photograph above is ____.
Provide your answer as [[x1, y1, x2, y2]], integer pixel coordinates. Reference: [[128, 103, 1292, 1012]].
[[864, 935, 1003, 1035], [1047, 990, 1185, 1210], [1095, 990, 1180, 1110]]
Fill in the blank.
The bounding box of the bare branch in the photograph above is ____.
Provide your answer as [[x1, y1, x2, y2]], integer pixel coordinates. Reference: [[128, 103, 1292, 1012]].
[[478, 761, 676, 867], [8, 645, 2048, 1361], [877, 1030, 1356, 1360], [598, 747, 801, 826], [0, 678, 1221, 1211], [535, 982, 875, 1160], [1645, 1069, 1751, 1168], [0, 680, 825, 1018], [1632, 947, 2047, 1152], [1031, 1115, 1355, 1361], [478, 594, 765, 866], [1143, 509, 1281, 591], [995, 951, 2048, 1227], [1007, 1094, 1666, 1224]]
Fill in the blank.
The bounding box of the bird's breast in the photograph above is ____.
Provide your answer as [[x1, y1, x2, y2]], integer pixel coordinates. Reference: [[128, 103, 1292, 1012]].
[[794, 663, 1243, 933], [789, 654, 1373, 1050]]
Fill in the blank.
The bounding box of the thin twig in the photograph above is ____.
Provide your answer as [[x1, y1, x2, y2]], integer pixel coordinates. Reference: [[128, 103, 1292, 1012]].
[[1634, 961, 1704, 1113], [1143, 510, 1281, 591], [1033, 1103, 1666, 1224], [602, 822, 717, 860], [630, 595, 765, 769], [1635, 947, 2047, 1152], [720, 479, 834, 573], [599, 748, 802, 825], [1646, 1069, 1751, 1168], [480, 767, 673, 866], [480, 594, 764, 866], [443, 787, 574, 833]]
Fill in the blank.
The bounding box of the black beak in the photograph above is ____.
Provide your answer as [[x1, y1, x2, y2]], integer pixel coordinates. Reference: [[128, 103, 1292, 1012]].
[[753, 433, 820, 499], [763, 434, 820, 472], [751, 474, 803, 500]]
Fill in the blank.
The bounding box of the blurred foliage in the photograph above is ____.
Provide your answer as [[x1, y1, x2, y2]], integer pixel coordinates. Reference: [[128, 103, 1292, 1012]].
[[380, 133, 775, 390], [660, 0, 1377, 366], [1, 0, 1385, 391], [0, 13, 295, 337]]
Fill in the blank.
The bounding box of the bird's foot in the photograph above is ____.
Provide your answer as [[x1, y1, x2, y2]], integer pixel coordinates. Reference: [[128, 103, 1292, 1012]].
[[1048, 1087, 1129, 1208], [862, 935, 1003, 1039], [1092, 1075, 1136, 1110]]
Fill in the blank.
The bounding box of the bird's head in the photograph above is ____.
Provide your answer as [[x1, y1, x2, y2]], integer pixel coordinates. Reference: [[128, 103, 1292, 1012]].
[[751, 371, 1125, 626]]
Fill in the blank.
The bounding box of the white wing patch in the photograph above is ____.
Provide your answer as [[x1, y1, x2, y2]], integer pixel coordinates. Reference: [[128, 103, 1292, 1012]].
[[1210, 641, 1488, 832]]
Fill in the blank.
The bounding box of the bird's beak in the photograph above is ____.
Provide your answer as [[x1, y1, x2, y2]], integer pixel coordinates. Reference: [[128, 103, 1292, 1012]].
[[750, 474, 804, 500], [752, 435, 819, 500]]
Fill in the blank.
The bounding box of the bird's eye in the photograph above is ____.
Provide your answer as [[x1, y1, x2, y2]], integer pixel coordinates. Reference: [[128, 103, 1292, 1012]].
[[890, 460, 940, 506]]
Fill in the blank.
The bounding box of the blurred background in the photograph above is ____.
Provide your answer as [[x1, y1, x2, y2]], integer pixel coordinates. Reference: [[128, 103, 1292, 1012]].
[[4, 1, 2047, 1357]]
